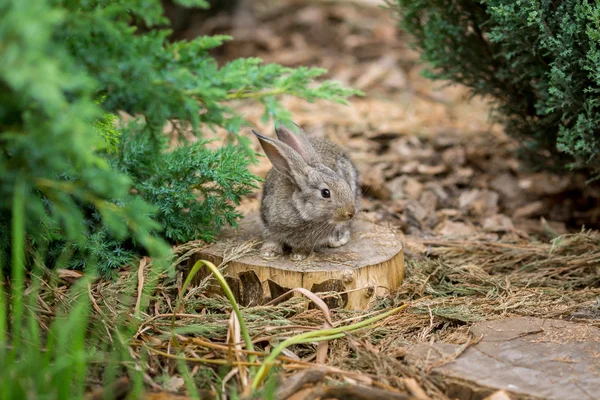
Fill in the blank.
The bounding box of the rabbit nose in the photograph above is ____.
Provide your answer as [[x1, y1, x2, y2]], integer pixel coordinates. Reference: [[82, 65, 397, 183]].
[[336, 208, 356, 222]]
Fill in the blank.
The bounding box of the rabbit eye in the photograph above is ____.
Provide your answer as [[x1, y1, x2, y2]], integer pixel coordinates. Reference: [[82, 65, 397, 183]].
[[320, 189, 330, 198]]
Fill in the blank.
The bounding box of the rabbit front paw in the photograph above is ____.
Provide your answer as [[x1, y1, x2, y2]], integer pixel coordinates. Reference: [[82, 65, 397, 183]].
[[290, 249, 311, 261], [260, 241, 282, 259], [328, 227, 350, 248]]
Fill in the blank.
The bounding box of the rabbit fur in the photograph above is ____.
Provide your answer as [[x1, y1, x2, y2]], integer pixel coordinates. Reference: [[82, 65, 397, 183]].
[[252, 123, 360, 261]]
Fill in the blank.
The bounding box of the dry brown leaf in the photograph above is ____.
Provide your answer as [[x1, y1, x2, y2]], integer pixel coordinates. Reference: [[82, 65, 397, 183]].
[[441, 146, 466, 167], [458, 189, 499, 217], [387, 176, 424, 201], [315, 333, 330, 364], [404, 177, 424, 200], [267, 287, 333, 326], [519, 172, 571, 196], [360, 163, 392, 201], [226, 311, 248, 389], [354, 55, 397, 91], [417, 164, 447, 175], [57, 269, 84, 279], [135, 256, 150, 316], [435, 220, 477, 237], [482, 214, 515, 233], [513, 201, 545, 219], [490, 173, 521, 201]]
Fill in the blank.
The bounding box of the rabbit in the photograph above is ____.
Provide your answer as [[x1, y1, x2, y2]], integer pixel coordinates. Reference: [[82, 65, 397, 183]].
[[252, 122, 360, 261]]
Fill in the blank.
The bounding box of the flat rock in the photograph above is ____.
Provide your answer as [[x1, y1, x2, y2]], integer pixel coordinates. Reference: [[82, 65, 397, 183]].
[[406, 317, 600, 400]]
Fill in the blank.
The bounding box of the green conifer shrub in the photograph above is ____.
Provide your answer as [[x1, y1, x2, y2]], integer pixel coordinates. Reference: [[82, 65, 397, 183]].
[[0, 0, 359, 275], [392, 0, 600, 174]]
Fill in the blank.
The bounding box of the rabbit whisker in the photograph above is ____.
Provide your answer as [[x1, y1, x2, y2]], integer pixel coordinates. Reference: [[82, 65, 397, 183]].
[[307, 221, 334, 252]]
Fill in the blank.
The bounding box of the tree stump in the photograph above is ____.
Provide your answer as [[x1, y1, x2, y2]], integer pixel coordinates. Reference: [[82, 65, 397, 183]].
[[187, 212, 404, 310]]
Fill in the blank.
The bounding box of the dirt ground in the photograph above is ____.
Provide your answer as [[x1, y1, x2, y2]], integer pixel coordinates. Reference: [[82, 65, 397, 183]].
[[105, 1, 600, 399], [182, 0, 600, 239]]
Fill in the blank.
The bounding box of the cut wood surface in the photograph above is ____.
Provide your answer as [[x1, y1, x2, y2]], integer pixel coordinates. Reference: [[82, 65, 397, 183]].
[[189, 212, 404, 310]]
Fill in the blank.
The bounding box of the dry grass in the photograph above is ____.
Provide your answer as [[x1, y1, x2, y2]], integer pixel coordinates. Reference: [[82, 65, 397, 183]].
[[51, 228, 593, 399], [25, 223, 599, 399], [28, 1, 600, 397]]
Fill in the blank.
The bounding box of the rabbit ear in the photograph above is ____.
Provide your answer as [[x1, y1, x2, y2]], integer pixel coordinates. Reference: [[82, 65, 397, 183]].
[[252, 130, 310, 185], [274, 121, 321, 165]]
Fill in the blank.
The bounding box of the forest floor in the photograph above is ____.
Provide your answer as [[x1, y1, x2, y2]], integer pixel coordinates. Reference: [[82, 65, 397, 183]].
[[86, 1, 600, 399]]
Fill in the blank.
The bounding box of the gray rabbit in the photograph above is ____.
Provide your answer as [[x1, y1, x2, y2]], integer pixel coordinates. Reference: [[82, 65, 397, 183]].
[[252, 122, 360, 261]]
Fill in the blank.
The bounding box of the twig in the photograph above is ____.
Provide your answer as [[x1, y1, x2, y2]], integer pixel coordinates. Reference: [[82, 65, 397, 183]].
[[315, 384, 413, 400], [85, 376, 131, 400], [403, 378, 431, 400], [275, 369, 327, 400]]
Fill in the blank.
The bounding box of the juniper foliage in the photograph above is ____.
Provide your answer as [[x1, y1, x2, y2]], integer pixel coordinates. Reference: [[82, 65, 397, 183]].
[[111, 123, 257, 244], [392, 0, 600, 174], [0, 0, 360, 275]]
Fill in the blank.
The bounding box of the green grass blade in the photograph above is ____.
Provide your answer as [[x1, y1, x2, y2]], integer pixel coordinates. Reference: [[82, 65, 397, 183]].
[[0, 254, 6, 347], [178, 357, 201, 399], [49, 277, 93, 398], [251, 303, 409, 390], [10, 177, 26, 357], [0, 265, 8, 400], [172, 260, 256, 363]]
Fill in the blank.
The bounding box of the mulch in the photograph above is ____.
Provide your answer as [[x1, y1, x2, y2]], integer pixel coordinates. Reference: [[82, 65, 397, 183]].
[[79, 1, 600, 399]]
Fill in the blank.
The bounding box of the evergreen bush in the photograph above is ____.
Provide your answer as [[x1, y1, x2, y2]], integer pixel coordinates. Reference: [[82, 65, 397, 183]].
[[392, 0, 600, 174], [0, 0, 359, 275]]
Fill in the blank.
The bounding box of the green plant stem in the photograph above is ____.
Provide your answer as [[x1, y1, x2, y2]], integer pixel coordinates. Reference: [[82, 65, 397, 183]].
[[287, 333, 346, 344], [172, 260, 256, 365], [225, 88, 288, 100], [10, 177, 26, 357], [0, 250, 5, 347], [251, 303, 409, 390]]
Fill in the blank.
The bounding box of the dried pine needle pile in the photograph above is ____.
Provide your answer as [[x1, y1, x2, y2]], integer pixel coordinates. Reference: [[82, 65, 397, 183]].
[[74, 229, 598, 398]]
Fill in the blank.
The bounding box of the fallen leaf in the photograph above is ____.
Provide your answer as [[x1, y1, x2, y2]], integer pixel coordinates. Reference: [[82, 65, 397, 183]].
[[442, 146, 466, 167], [57, 269, 84, 279], [458, 189, 499, 217], [400, 160, 420, 174], [404, 177, 424, 200], [387, 176, 423, 201], [482, 214, 514, 233], [354, 55, 397, 91], [164, 376, 185, 393], [382, 67, 408, 91], [417, 164, 447, 175], [419, 190, 439, 213], [435, 220, 477, 237], [405, 200, 428, 229], [436, 208, 461, 218], [490, 173, 521, 201], [360, 163, 391, 200], [135, 256, 150, 316], [519, 172, 571, 195], [513, 201, 545, 219]]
